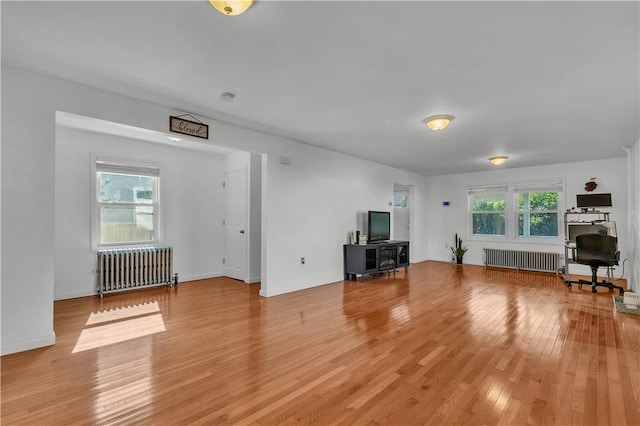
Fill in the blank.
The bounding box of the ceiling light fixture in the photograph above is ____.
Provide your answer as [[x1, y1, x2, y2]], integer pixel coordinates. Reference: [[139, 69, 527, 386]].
[[209, 0, 253, 16], [167, 136, 181, 142], [424, 115, 453, 131], [220, 92, 236, 102], [489, 156, 508, 165]]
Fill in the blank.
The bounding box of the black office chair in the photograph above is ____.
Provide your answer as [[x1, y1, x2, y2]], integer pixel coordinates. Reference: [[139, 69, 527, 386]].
[[567, 233, 624, 294]]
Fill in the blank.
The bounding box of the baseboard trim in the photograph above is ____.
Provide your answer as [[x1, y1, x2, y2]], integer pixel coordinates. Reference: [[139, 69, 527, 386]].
[[1, 331, 56, 356], [54, 273, 224, 301], [55, 289, 95, 301], [180, 273, 222, 283]]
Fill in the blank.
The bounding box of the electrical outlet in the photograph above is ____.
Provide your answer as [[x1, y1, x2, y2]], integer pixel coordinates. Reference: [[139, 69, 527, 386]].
[[301, 257, 305, 264]]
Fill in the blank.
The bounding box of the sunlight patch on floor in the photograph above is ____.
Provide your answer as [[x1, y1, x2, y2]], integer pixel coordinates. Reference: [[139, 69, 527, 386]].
[[86, 301, 160, 325], [73, 313, 165, 353]]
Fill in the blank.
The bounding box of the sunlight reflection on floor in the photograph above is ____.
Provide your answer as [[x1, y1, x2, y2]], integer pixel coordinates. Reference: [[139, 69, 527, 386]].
[[86, 301, 160, 325], [73, 302, 166, 353]]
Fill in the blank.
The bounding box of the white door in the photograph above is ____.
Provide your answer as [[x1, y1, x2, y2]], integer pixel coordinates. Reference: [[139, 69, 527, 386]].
[[394, 210, 410, 241], [393, 186, 411, 241], [224, 167, 247, 281]]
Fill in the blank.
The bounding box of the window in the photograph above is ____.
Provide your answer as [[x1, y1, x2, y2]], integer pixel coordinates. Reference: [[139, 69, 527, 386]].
[[517, 192, 558, 237], [514, 180, 562, 239], [96, 159, 160, 246], [468, 180, 563, 241], [469, 185, 507, 236], [393, 192, 408, 208]]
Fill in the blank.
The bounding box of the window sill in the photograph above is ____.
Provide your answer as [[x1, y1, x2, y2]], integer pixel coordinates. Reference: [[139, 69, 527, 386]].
[[468, 235, 563, 245], [467, 235, 507, 242], [514, 237, 563, 245], [97, 242, 158, 250]]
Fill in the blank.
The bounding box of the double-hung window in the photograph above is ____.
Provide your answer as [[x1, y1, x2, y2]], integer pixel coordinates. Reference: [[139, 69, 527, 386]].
[[95, 158, 160, 246], [514, 180, 562, 239], [469, 185, 507, 236], [467, 180, 563, 240]]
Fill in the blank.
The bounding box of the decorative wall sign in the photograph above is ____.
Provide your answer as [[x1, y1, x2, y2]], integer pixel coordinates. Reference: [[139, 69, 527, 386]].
[[169, 115, 209, 139], [584, 177, 597, 192]]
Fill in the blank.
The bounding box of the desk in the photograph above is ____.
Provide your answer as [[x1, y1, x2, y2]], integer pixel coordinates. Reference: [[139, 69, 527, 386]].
[[563, 210, 612, 283]]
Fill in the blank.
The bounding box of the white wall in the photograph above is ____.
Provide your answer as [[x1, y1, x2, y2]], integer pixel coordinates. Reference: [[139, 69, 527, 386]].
[[249, 153, 262, 283], [260, 137, 429, 296], [425, 158, 629, 277], [2, 67, 57, 354], [54, 126, 225, 300], [627, 138, 639, 292], [1, 65, 430, 354]]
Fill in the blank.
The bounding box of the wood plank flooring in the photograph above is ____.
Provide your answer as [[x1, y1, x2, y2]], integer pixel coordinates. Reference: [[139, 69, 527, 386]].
[[2, 261, 639, 425]]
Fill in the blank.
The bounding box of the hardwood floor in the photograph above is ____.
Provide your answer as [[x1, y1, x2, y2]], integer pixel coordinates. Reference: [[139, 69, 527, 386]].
[[2, 261, 639, 425]]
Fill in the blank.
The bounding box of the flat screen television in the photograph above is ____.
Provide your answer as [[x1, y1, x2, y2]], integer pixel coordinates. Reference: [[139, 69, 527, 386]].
[[576, 193, 612, 208], [368, 210, 390, 243]]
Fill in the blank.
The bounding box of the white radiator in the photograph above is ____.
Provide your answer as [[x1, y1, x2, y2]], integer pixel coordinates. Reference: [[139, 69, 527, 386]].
[[97, 247, 173, 297], [483, 248, 560, 275]]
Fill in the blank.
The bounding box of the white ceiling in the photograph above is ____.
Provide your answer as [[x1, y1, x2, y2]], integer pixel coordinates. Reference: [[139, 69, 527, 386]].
[[2, 1, 638, 176]]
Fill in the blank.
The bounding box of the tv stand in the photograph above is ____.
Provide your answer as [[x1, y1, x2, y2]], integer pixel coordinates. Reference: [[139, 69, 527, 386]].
[[343, 241, 409, 282]]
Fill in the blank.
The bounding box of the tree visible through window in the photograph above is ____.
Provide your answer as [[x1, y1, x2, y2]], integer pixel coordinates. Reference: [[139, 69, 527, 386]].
[[471, 193, 506, 236], [468, 180, 562, 240], [517, 192, 558, 237]]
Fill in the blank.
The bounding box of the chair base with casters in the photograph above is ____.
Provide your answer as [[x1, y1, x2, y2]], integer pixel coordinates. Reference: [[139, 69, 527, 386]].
[[565, 233, 624, 295], [566, 265, 624, 295]]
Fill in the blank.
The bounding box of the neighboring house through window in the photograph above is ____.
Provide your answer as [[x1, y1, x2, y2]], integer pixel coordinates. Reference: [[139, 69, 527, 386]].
[[95, 158, 160, 247]]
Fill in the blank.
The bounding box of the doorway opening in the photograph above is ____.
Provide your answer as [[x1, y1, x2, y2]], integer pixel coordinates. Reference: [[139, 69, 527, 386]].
[[393, 183, 412, 243]]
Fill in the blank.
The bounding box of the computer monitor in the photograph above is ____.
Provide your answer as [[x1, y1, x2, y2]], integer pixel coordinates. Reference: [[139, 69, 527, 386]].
[[576, 193, 612, 209], [567, 223, 608, 243]]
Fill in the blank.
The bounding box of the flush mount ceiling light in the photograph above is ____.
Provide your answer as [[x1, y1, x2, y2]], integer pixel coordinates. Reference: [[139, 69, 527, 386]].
[[424, 115, 453, 131], [220, 92, 236, 102], [167, 136, 181, 142], [209, 0, 253, 16], [489, 156, 508, 165]]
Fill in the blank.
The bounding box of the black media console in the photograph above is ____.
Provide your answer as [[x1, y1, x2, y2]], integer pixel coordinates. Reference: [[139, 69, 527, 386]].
[[343, 241, 409, 282]]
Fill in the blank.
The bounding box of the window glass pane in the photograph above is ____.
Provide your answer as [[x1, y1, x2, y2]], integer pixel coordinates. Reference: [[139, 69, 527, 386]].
[[472, 193, 505, 212], [393, 194, 408, 208], [518, 213, 558, 237], [518, 191, 559, 237], [472, 213, 506, 235], [517, 192, 558, 211], [100, 205, 154, 243], [99, 172, 154, 203]]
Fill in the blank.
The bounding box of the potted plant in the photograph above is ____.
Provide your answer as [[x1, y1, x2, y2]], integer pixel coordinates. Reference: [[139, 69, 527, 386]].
[[451, 233, 468, 264]]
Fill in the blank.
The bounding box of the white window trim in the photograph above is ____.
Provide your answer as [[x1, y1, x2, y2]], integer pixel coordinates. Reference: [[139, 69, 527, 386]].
[[467, 178, 565, 244], [468, 184, 508, 241], [91, 154, 163, 250], [512, 178, 564, 243]]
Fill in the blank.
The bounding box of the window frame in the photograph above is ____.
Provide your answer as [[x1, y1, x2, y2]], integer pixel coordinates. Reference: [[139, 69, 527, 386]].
[[512, 180, 564, 242], [515, 192, 560, 239], [92, 156, 162, 250], [467, 179, 564, 243], [468, 185, 508, 239]]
